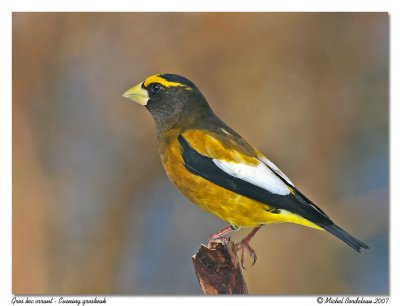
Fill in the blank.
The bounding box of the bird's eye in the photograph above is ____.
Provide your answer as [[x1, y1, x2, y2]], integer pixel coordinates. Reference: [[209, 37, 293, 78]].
[[150, 83, 163, 94]]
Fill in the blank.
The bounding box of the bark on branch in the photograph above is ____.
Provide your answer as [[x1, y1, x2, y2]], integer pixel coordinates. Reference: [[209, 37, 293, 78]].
[[192, 239, 248, 294]]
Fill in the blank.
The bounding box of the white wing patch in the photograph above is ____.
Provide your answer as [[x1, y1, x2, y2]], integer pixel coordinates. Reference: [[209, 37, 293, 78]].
[[212, 159, 291, 195], [259, 156, 295, 186]]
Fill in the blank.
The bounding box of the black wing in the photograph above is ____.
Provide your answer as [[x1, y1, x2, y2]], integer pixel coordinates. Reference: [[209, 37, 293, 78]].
[[178, 135, 369, 252]]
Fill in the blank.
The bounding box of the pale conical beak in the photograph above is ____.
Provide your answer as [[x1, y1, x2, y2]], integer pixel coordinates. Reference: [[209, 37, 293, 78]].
[[122, 82, 149, 105]]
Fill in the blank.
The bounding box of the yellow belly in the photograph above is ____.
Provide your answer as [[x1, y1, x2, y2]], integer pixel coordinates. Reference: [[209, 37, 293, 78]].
[[159, 130, 321, 230]]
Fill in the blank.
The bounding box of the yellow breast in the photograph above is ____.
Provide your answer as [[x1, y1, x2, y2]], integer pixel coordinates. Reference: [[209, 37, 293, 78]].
[[159, 129, 321, 230]]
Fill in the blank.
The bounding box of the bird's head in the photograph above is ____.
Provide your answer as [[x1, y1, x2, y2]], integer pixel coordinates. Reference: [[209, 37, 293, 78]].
[[123, 73, 212, 132]]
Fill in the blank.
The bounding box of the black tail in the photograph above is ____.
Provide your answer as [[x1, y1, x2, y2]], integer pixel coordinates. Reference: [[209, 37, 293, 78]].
[[318, 223, 369, 252]]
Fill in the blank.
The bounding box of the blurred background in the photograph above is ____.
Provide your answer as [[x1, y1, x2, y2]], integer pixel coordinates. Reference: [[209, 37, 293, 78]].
[[12, 13, 388, 295]]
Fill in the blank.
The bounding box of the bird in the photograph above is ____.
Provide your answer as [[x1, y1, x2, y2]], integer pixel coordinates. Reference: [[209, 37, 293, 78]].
[[122, 73, 369, 266]]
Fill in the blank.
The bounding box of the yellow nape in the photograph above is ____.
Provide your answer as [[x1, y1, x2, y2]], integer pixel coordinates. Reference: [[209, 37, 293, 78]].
[[144, 74, 191, 90]]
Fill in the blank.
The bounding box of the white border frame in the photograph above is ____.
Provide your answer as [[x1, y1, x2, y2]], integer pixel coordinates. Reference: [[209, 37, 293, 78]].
[[2, 1, 398, 305]]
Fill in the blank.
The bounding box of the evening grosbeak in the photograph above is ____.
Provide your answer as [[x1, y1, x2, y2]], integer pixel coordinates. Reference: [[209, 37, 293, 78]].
[[123, 73, 368, 266]]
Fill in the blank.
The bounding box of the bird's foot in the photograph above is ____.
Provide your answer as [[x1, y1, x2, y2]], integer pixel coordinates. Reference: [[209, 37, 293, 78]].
[[208, 236, 229, 248], [234, 239, 257, 269], [233, 226, 262, 269], [207, 225, 237, 248]]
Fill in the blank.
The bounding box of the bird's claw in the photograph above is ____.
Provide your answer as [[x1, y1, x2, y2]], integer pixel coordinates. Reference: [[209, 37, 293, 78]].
[[234, 240, 257, 269], [208, 235, 229, 248]]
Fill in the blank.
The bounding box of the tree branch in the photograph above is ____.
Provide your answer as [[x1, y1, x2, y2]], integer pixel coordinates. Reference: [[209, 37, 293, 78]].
[[192, 239, 248, 294]]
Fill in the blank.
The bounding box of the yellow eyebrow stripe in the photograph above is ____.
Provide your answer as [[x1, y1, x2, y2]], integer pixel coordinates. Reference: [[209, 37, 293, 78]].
[[144, 74, 191, 90]]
